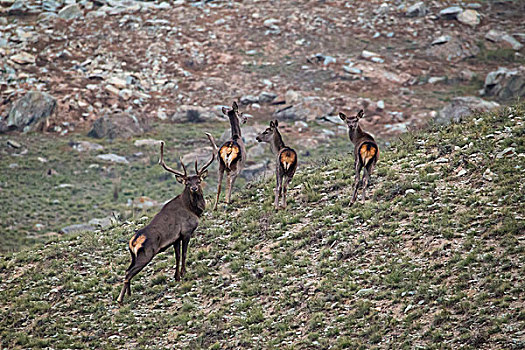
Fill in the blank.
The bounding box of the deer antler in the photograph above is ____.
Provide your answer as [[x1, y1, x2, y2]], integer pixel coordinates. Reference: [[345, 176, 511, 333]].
[[196, 133, 216, 175], [159, 141, 186, 177]]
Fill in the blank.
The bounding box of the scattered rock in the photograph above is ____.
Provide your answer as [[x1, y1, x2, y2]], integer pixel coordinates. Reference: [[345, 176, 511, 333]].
[[436, 96, 499, 125], [274, 97, 333, 122], [242, 161, 270, 180], [426, 37, 479, 61], [501, 34, 523, 51], [343, 66, 362, 74], [96, 154, 129, 164], [88, 217, 114, 229], [482, 168, 495, 181], [240, 95, 259, 105], [431, 35, 452, 46], [439, 6, 462, 19], [58, 4, 83, 20], [406, 2, 428, 17], [10, 52, 36, 64], [496, 147, 516, 159], [69, 140, 104, 152], [60, 224, 95, 234], [5, 91, 56, 132], [258, 92, 277, 103], [7, 140, 21, 149], [428, 76, 446, 84], [483, 67, 525, 100], [134, 139, 162, 147], [87, 113, 147, 139], [457, 9, 480, 27], [171, 105, 221, 123]]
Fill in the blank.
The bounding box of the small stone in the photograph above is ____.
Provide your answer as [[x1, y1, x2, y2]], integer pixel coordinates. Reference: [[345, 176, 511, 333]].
[[485, 29, 504, 42], [134, 139, 162, 147], [431, 35, 452, 46], [457, 9, 480, 27], [105, 85, 120, 95], [58, 4, 83, 20], [483, 168, 495, 181], [356, 288, 375, 296], [406, 1, 428, 17], [60, 224, 95, 234], [497, 147, 516, 159], [7, 140, 21, 148], [405, 189, 416, 194], [428, 76, 446, 84], [343, 66, 362, 74], [240, 95, 259, 105], [376, 100, 385, 110], [361, 50, 380, 59], [107, 76, 127, 89], [501, 34, 523, 51], [440, 6, 463, 19], [457, 169, 467, 176], [258, 92, 277, 103], [11, 52, 36, 64], [96, 154, 129, 164]]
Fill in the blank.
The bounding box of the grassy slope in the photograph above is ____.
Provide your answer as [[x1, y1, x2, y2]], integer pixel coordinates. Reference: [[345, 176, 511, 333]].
[[1, 105, 524, 349]]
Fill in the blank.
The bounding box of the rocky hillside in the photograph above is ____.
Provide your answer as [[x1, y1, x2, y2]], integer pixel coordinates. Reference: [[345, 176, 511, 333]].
[[1, 105, 523, 349], [1, 0, 524, 137]]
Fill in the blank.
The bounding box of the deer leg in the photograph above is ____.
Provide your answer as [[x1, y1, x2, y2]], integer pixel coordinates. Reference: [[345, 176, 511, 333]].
[[180, 236, 191, 279], [350, 161, 362, 206], [214, 168, 224, 211], [361, 167, 369, 204], [226, 174, 236, 204], [282, 175, 292, 209], [274, 168, 282, 210], [117, 252, 152, 304], [174, 239, 181, 281]]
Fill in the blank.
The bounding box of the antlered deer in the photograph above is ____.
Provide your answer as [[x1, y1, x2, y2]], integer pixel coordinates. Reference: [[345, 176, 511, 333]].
[[256, 120, 298, 210], [117, 135, 215, 304], [208, 101, 247, 210], [339, 110, 379, 205]]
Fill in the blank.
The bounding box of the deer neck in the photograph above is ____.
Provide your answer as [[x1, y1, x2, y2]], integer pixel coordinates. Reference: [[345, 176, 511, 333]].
[[182, 188, 205, 216], [270, 130, 285, 154], [349, 124, 364, 145], [229, 113, 242, 140]]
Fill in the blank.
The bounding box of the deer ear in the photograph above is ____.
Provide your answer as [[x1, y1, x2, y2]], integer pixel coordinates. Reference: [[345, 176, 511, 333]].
[[339, 112, 347, 121], [357, 110, 364, 119], [274, 119, 279, 127], [175, 175, 185, 184], [270, 120, 275, 128], [222, 107, 229, 115], [232, 102, 239, 111], [200, 170, 208, 179]]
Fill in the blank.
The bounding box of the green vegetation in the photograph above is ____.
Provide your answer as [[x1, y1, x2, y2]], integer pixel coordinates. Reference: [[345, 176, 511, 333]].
[[0, 104, 524, 349]]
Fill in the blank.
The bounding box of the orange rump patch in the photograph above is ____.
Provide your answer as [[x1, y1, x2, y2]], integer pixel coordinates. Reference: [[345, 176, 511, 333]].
[[220, 142, 240, 168], [280, 150, 296, 171], [129, 234, 146, 255], [359, 144, 377, 165]]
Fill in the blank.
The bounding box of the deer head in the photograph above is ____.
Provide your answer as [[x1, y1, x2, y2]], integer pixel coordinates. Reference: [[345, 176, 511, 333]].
[[222, 101, 247, 125], [256, 120, 279, 143], [339, 109, 364, 133], [159, 141, 214, 194]]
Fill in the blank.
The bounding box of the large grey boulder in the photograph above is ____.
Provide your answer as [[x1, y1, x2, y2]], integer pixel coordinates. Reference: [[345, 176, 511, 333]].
[[406, 2, 428, 17], [5, 91, 56, 132], [426, 37, 479, 61], [88, 113, 147, 139], [170, 105, 222, 123], [436, 97, 499, 125], [483, 67, 525, 101]]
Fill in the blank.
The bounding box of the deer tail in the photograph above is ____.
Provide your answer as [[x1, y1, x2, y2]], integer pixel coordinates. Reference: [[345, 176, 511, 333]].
[[128, 233, 147, 257], [359, 142, 378, 167]]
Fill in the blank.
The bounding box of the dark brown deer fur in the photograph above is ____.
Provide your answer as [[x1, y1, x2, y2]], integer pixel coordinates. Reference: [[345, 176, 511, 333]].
[[339, 110, 379, 205], [117, 136, 215, 304], [208, 101, 247, 210], [256, 120, 298, 210]]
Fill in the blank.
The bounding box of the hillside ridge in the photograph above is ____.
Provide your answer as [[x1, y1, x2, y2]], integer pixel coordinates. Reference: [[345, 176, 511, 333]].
[[1, 104, 524, 349]]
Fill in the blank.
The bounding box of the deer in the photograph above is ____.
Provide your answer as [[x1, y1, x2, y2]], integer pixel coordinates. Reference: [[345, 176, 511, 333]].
[[339, 109, 379, 206], [117, 135, 215, 304], [256, 120, 298, 210], [208, 101, 247, 210]]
